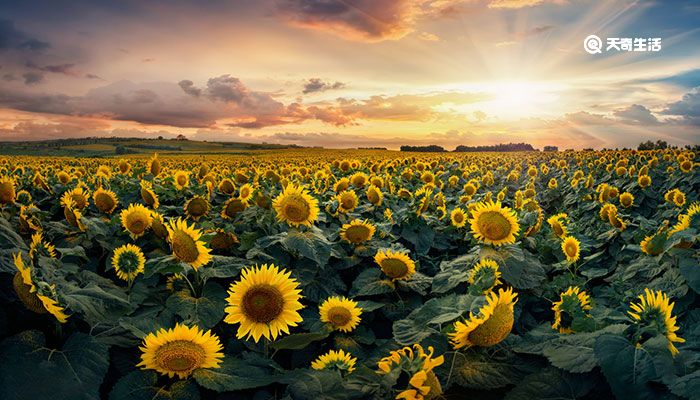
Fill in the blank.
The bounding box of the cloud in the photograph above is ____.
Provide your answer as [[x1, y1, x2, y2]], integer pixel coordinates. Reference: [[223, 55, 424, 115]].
[[487, 0, 550, 9], [178, 80, 202, 97], [0, 19, 50, 52], [613, 104, 658, 124], [22, 71, 44, 85], [302, 78, 345, 94], [26, 61, 79, 77], [661, 87, 700, 125]]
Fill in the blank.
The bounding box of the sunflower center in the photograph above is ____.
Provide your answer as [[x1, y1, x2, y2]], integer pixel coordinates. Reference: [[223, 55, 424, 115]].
[[177, 176, 187, 186], [171, 230, 200, 263], [12, 272, 46, 314], [95, 193, 115, 212], [345, 225, 370, 243], [477, 211, 512, 241], [71, 194, 87, 209], [142, 189, 156, 205], [341, 196, 355, 210], [454, 213, 464, 223], [552, 222, 564, 236], [468, 303, 514, 347], [224, 199, 246, 218], [283, 196, 310, 222], [187, 198, 208, 217], [128, 216, 147, 235], [327, 306, 352, 327], [242, 284, 285, 323], [155, 340, 205, 373], [381, 258, 409, 279], [0, 182, 15, 203], [565, 242, 577, 256]]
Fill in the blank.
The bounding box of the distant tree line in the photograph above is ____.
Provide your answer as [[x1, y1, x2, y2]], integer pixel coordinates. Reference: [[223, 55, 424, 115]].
[[453, 142, 536, 152], [400, 145, 447, 152], [638, 140, 668, 150]]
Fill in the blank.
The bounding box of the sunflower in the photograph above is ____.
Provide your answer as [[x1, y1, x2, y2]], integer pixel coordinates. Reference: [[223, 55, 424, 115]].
[[15, 189, 32, 205], [450, 287, 518, 349], [63, 200, 86, 231], [93, 187, 119, 214], [140, 180, 160, 209], [29, 232, 57, 259], [137, 323, 224, 379], [637, 174, 651, 188], [450, 208, 467, 228], [628, 289, 685, 356], [311, 349, 357, 374], [184, 195, 211, 220], [377, 344, 444, 400], [224, 264, 304, 342], [546, 213, 568, 238], [336, 190, 359, 214], [221, 197, 248, 219], [469, 259, 502, 294], [640, 225, 668, 256], [366, 185, 383, 206], [679, 160, 693, 173], [120, 204, 153, 239], [319, 296, 362, 332], [150, 211, 169, 239], [210, 228, 239, 250], [173, 170, 190, 190], [619, 192, 634, 208], [218, 178, 236, 195], [60, 186, 90, 210], [111, 244, 146, 281], [468, 201, 520, 246], [166, 218, 212, 269], [561, 236, 580, 263], [339, 219, 376, 244], [551, 286, 592, 334], [272, 184, 319, 227], [673, 191, 686, 207], [375, 249, 416, 281], [0, 175, 16, 204], [238, 183, 255, 204], [13, 253, 69, 323]]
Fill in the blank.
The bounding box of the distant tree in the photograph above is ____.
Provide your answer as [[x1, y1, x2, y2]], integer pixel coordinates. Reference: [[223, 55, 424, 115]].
[[543, 145, 558, 152], [454, 142, 535, 152], [400, 145, 446, 152], [115, 145, 128, 155]]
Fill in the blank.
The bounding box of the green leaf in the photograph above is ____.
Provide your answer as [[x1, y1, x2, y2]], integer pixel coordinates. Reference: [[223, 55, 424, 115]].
[[271, 332, 329, 350], [445, 351, 534, 389], [109, 370, 200, 400], [392, 294, 476, 345], [193, 357, 281, 392], [0, 331, 109, 400], [350, 268, 394, 297], [431, 254, 476, 294], [678, 252, 700, 294], [282, 229, 332, 267], [594, 334, 660, 400], [541, 324, 627, 373], [504, 367, 597, 400], [670, 370, 700, 399], [166, 282, 226, 329]]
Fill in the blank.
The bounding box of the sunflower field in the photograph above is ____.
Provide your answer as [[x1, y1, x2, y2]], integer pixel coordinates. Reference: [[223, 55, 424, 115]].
[[0, 149, 698, 400]]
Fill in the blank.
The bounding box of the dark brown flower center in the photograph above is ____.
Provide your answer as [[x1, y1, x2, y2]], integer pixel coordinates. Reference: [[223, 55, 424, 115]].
[[241, 284, 285, 323]]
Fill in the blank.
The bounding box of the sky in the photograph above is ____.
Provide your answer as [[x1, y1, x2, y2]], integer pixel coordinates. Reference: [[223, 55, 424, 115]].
[[0, 0, 699, 149]]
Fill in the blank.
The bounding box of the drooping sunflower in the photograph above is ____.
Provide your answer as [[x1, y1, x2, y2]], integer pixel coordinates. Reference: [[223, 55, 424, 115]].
[[377, 344, 444, 400], [140, 180, 160, 209], [375, 249, 416, 281], [221, 197, 248, 220], [93, 187, 119, 214], [60, 186, 90, 210], [319, 296, 362, 332], [272, 184, 319, 227], [63, 200, 86, 231], [150, 211, 169, 239], [29, 232, 57, 259], [0, 175, 16, 204], [468, 201, 520, 246], [640, 224, 668, 256], [628, 288, 685, 356], [311, 349, 357, 374], [450, 208, 467, 228], [546, 213, 568, 238], [13, 253, 69, 323], [339, 219, 376, 245], [551, 286, 592, 334], [223, 264, 304, 342], [111, 244, 146, 281], [137, 323, 224, 379], [450, 287, 518, 349], [166, 218, 212, 269], [120, 203, 153, 239], [173, 170, 190, 190], [561, 236, 580, 263], [209, 228, 239, 250], [183, 195, 211, 221], [336, 190, 359, 214], [469, 258, 502, 294]]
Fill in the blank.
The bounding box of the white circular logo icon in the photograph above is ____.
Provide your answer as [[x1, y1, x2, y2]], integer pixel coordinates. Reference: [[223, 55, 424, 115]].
[[584, 35, 603, 54]]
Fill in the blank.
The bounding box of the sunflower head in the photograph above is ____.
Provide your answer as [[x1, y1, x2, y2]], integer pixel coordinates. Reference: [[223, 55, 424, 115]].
[[469, 201, 520, 246], [637, 174, 651, 188], [319, 296, 363, 332], [450, 208, 467, 228], [336, 190, 359, 214], [209, 229, 239, 250], [375, 249, 416, 281], [640, 224, 668, 256], [120, 204, 153, 239], [628, 289, 685, 356], [547, 213, 568, 238], [184, 195, 211, 220], [137, 323, 224, 379], [224, 263, 304, 342], [173, 170, 190, 190], [238, 183, 255, 203], [450, 287, 518, 349], [469, 258, 501, 294], [93, 187, 119, 214], [12, 253, 68, 322], [221, 197, 247, 220], [29, 233, 57, 260], [150, 211, 169, 239], [366, 185, 383, 206], [166, 218, 212, 269], [60, 187, 90, 210], [377, 344, 444, 400], [272, 184, 319, 227], [552, 286, 592, 334], [311, 349, 357, 374], [0, 175, 17, 204], [619, 192, 634, 208], [112, 244, 146, 281], [561, 236, 581, 263], [63, 200, 86, 231], [339, 219, 376, 245], [140, 180, 160, 209]]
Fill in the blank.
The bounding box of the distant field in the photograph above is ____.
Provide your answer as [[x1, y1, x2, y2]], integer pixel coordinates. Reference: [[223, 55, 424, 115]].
[[0, 138, 302, 157]]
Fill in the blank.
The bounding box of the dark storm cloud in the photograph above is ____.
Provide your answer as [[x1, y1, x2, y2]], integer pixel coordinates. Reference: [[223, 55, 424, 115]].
[[662, 87, 700, 126], [0, 19, 50, 51], [302, 78, 345, 94], [178, 79, 202, 97]]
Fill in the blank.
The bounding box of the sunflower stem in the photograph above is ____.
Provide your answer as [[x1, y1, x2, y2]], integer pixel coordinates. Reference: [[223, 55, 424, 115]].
[[182, 272, 197, 297]]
